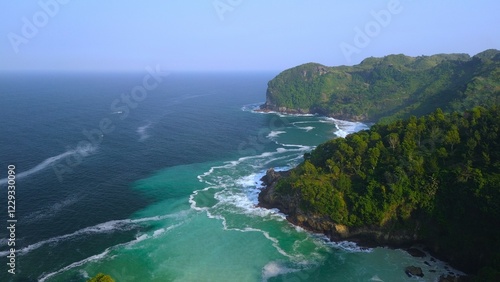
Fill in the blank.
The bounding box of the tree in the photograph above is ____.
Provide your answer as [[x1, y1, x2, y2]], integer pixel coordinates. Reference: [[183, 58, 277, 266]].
[[88, 273, 115, 282], [444, 125, 460, 152], [368, 147, 380, 170], [387, 133, 400, 151]]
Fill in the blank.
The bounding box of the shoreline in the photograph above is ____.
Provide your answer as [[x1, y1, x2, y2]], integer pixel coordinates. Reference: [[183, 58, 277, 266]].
[[257, 168, 469, 281], [255, 104, 373, 123]]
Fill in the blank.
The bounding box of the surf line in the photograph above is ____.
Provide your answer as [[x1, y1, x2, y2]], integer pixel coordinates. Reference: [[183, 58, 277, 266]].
[[49, 65, 169, 183]]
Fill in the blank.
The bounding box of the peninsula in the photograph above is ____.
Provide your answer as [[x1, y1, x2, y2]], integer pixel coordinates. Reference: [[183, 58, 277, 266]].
[[258, 50, 500, 281]]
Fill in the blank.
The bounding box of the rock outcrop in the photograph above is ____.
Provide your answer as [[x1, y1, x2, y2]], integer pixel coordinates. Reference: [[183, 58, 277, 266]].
[[405, 266, 424, 278], [258, 168, 421, 248]]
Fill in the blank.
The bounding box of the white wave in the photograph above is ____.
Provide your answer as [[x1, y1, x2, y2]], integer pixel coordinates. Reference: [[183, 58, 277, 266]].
[[325, 240, 372, 253], [296, 126, 315, 132], [39, 249, 110, 282], [35, 220, 185, 282], [370, 275, 384, 281], [197, 149, 298, 184], [23, 195, 81, 223], [196, 162, 236, 184], [0, 212, 189, 257], [241, 102, 264, 112], [292, 121, 321, 124], [135, 234, 149, 242], [181, 93, 212, 100], [248, 107, 316, 118], [79, 270, 90, 280], [137, 122, 152, 141], [280, 143, 314, 151], [213, 189, 273, 218], [153, 228, 165, 237], [276, 113, 316, 118], [262, 261, 299, 281], [192, 147, 300, 218], [189, 187, 216, 211], [0, 145, 97, 185], [323, 117, 369, 138], [267, 130, 286, 139], [236, 171, 265, 187]]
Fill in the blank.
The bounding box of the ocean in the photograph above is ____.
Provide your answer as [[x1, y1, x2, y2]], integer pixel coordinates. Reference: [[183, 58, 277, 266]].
[[0, 72, 462, 281]]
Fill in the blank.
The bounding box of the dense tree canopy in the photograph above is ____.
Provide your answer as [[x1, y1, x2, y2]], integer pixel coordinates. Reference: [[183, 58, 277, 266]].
[[263, 50, 500, 123], [275, 106, 500, 278], [87, 273, 115, 282]]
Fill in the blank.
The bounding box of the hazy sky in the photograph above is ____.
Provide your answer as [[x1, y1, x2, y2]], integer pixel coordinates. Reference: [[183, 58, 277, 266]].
[[1, 0, 499, 72]]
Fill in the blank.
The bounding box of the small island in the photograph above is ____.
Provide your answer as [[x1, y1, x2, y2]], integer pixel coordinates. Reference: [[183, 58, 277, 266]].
[[258, 50, 500, 281]]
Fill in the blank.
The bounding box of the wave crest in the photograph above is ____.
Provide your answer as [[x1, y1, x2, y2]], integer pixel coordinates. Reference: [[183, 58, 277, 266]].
[[0, 144, 97, 185]]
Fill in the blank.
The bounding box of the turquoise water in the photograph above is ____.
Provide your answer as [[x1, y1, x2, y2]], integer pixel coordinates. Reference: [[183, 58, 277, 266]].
[[0, 73, 461, 281]]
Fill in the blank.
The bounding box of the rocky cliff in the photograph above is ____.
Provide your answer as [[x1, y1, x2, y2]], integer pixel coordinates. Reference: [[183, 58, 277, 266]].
[[258, 168, 421, 248]]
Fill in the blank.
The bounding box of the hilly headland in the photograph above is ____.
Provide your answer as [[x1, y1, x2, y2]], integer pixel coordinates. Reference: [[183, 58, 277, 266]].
[[259, 49, 499, 123], [258, 50, 500, 280]]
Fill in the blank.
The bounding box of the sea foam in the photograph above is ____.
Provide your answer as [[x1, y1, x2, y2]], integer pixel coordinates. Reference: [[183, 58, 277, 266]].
[[323, 117, 369, 138], [0, 212, 189, 257], [136, 121, 152, 141], [0, 145, 97, 185]]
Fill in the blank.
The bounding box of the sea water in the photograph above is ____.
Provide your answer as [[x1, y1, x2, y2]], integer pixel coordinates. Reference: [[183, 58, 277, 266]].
[[0, 72, 461, 281]]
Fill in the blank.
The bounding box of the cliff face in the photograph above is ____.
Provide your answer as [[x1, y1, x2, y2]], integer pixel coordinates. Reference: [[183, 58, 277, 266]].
[[257, 106, 500, 277], [261, 50, 500, 123], [258, 169, 421, 248]]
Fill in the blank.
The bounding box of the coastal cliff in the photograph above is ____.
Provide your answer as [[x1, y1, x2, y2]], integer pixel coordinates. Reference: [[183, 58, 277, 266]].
[[260, 49, 500, 123], [259, 168, 421, 248], [258, 107, 500, 279]]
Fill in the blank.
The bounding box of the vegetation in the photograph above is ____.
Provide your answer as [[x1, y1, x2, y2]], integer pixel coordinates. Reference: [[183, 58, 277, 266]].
[[274, 106, 500, 277], [87, 273, 115, 282], [263, 49, 500, 122]]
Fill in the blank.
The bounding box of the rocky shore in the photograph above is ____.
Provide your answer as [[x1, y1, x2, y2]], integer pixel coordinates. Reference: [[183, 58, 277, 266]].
[[258, 168, 420, 248], [258, 168, 469, 281], [256, 103, 369, 122]]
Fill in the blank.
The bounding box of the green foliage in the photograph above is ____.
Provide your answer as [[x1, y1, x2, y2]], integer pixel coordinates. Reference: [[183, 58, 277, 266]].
[[87, 273, 115, 282], [275, 106, 500, 275], [264, 50, 500, 122]]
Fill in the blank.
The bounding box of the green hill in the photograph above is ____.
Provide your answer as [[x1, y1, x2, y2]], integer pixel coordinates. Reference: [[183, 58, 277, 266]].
[[261, 49, 500, 123], [259, 106, 500, 279]]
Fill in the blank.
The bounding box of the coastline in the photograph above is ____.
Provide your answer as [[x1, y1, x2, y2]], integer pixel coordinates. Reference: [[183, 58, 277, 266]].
[[257, 167, 469, 281], [255, 104, 371, 122], [254, 106, 474, 280]]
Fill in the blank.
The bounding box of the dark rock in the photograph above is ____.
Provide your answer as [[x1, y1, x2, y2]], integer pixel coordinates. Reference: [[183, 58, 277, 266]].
[[424, 261, 431, 266], [258, 168, 291, 212], [407, 247, 426, 257], [405, 266, 424, 278], [260, 168, 283, 186]]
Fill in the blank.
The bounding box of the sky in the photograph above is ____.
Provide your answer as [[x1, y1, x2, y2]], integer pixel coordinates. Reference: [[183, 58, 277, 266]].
[[1, 0, 499, 72]]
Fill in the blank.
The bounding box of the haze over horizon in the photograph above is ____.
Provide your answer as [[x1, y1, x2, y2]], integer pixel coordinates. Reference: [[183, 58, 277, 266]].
[[1, 0, 499, 72]]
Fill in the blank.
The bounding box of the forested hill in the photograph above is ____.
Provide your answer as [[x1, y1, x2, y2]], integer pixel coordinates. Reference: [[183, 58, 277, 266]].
[[261, 49, 500, 123], [259, 106, 500, 279]]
